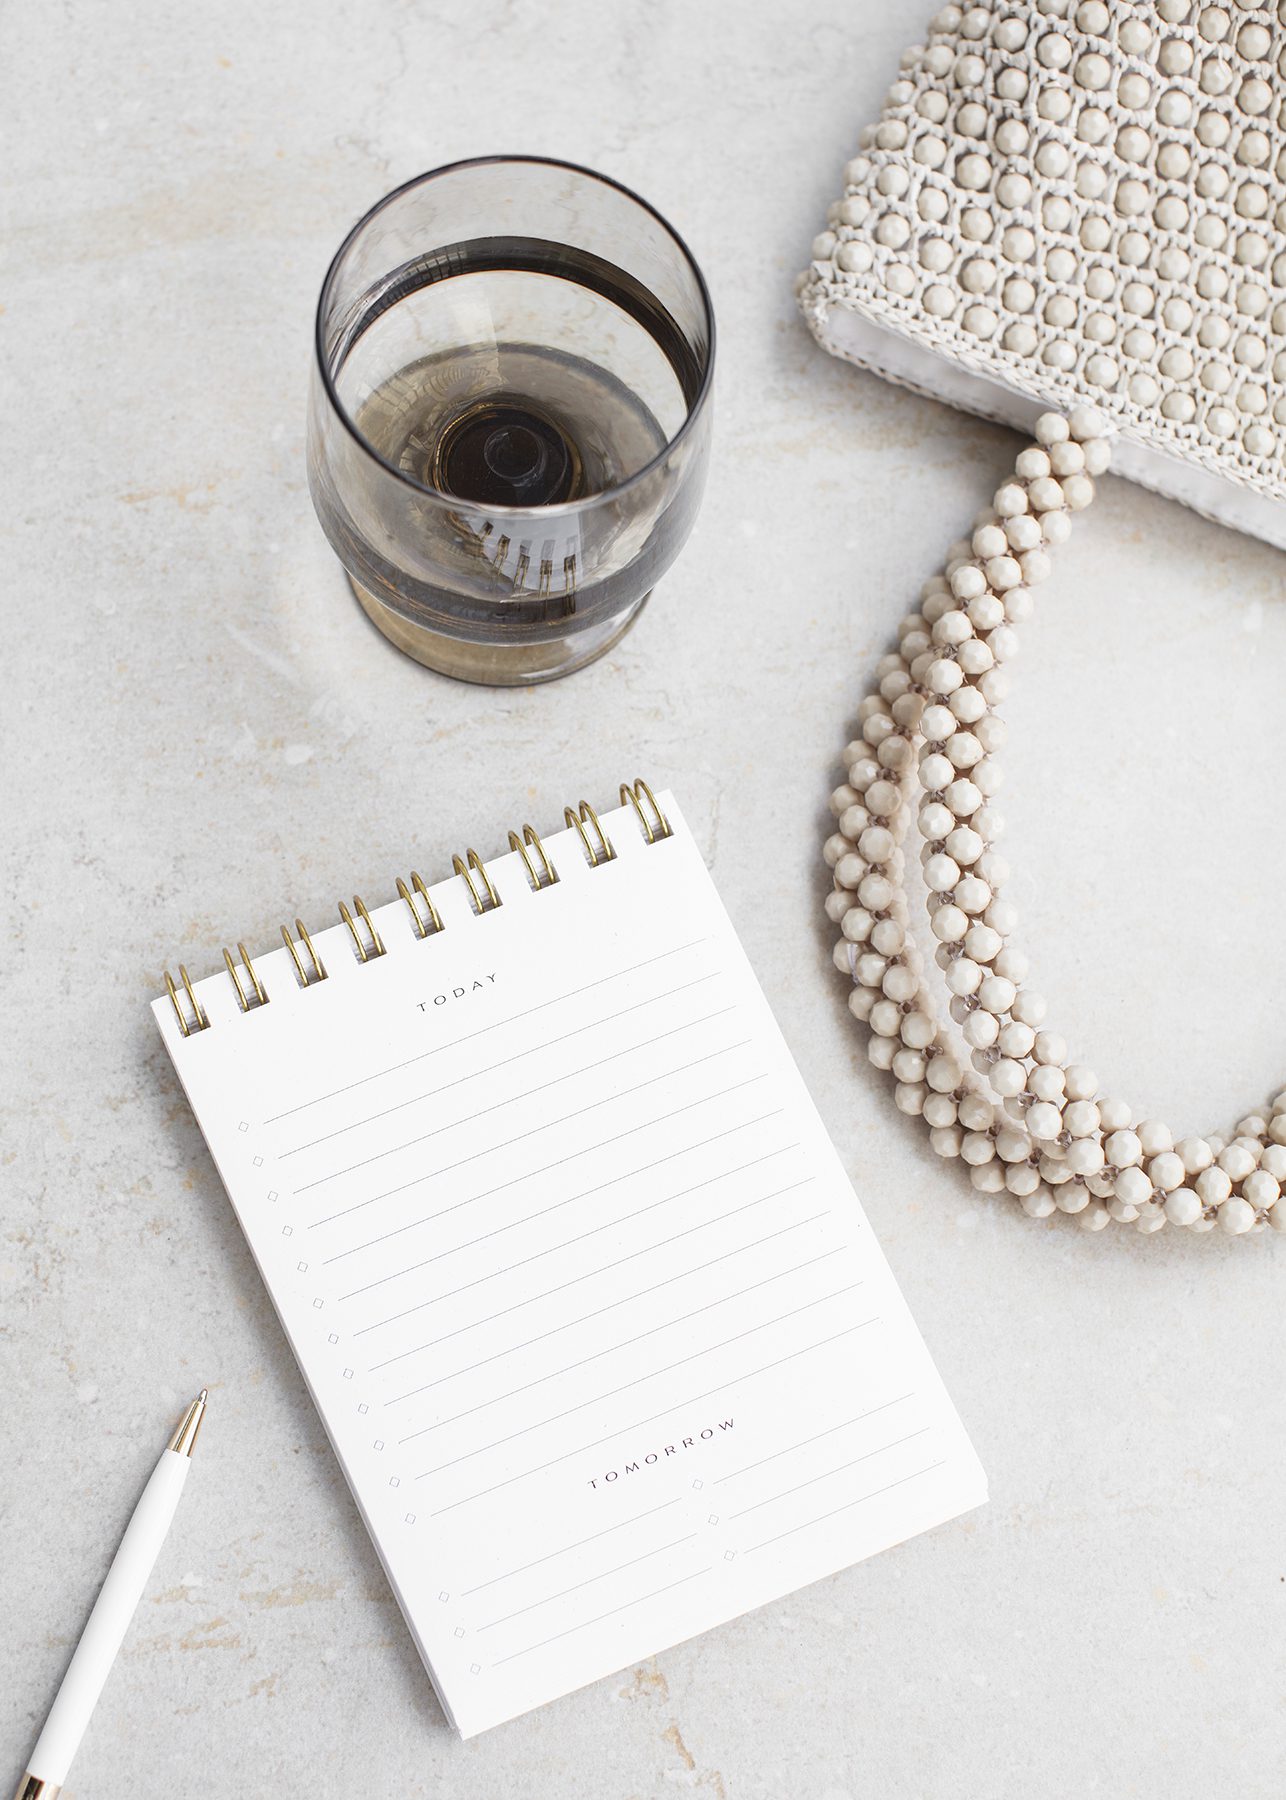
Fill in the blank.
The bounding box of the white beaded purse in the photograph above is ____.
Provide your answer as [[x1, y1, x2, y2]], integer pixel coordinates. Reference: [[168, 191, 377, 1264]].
[[801, 4, 1286, 1237], [798, 0, 1286, 548]]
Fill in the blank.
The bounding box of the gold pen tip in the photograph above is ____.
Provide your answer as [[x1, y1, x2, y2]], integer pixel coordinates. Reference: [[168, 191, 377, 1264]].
[[168, 1389, 208, 1458]]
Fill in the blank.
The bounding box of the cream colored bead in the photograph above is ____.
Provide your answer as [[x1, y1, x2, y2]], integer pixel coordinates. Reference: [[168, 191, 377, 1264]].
[[1114, 1165, 1152, 1208], [930, 1125, 963, 1159], [1243, 1170, 1280, 1210], [1164, 1186, 1203, 1227], [1217, 1142, 1257, 1183], [1063, 1100, 1100, 1138], [1147, 1151, 1185, 1192], [1218, 1197, 1256, 1235], [1021, 1186, 1057, 1218], [1065, 1137, 1105, 1176], [1078, 1202, 1110, 1232], [1105, 1197, 1139, 1223], [860, 1036, 893, 1072], [1105, 1129, 1143, 1169], [1135, 1119, 1173, 1156], [1177, 1135, 1214, 1174], [1005, 1162, 1040, 1197], [1028, 1065, 1066, 1103], [1062, 1064, 1099, 1102], [1195, 1166, 1232, 1207], [1027, 1101, 1063, 1140]]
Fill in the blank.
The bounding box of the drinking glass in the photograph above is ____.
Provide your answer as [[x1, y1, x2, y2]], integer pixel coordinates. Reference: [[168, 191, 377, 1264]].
[[307, 156, 715, 684]]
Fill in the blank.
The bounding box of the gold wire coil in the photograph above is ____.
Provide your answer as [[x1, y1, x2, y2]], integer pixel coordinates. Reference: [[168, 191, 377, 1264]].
[[564, 799, 616, 867], [340, 895, 386, 962], [222, 941, 269, 1012], [281, 918, 327, 987], [164, 965, 210, 1037], [452, 849, 502, 914], [397, 872, 445, 938], [507, 825, 559, 892], [620, 777, 671, 843]]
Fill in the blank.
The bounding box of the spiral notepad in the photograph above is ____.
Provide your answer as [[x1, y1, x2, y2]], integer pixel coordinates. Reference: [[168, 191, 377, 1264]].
[[153, 783, 986, 1736]]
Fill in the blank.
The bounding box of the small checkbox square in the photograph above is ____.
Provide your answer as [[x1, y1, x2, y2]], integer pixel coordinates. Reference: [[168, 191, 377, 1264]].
[[724, 1549, 736, 1562], [297, 1260, 308, 1273], [342, 1367, 354, 1379], [439, 1591, 450, 1602], [358, 1403, 369, 1415], [691, 1479, 703, 1491], [389, 1476, 400, 1488], [238, 1121, 249, 1133], [328, 1333, 339, 1345], [708, 1514, 719, 1525], [453, 1626, 465, 1638], [281, 1225, 293, 1237], [313, 1298, 323, 1309], [267, 1190, 278, 1201], [471, 1662, 481, 1674], [252, 1155, 263, 1166], [373, 1439, 384, 1450], [404, 1513, 416, 1525]]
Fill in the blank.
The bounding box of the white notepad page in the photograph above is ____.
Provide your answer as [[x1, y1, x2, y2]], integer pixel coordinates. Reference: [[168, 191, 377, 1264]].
[[153, 792, 986, 1736]]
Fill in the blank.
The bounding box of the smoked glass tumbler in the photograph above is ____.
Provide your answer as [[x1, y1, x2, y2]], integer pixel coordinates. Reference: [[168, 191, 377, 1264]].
[[307, 156, 715, 685]]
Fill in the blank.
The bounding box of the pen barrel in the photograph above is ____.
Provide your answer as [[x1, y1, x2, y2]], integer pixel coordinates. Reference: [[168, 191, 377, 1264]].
[[26, 1449, 189, 1786]]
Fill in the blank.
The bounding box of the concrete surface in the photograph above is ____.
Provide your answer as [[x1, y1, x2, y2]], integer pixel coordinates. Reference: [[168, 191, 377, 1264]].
[[4, 3, 1284, 1796]]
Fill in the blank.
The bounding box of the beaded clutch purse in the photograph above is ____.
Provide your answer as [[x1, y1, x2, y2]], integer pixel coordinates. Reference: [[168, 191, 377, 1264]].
[[797, 0, 1286, 547]]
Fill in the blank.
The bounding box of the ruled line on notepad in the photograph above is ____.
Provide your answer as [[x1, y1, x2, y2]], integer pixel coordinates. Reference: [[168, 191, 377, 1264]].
[[296, 1018, 742, 1195], [715, 1394, 916, 1486], [372, 1206, 831, 1378], [728, 1427, 930, 1521], [263, 936, 711, 1124], [329, 1079, 776, 1284], [280, 970, 723, 1158], [411, 1286, 871, 1458], [742, 1460, 948, 1554], [477, 1532, 700, 1633], [460, 1497, 682, 1599], [326, 1108, 785, 1296], [429, 1318, 881, 1516], [320, 1029, 756, 1267], [386, 1248, 847, 1410], [365, 1152, 799, 1360], [313, 1056, 764, 1231], [344, 1152, 799, 1324], [351, 1137, 792, 1339], [491, 1568, 711, 1667], [367, 1188, 824, 1381]]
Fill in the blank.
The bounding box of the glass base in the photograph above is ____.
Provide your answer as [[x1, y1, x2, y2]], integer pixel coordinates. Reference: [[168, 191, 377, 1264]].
[[347, 575, 651, 685]]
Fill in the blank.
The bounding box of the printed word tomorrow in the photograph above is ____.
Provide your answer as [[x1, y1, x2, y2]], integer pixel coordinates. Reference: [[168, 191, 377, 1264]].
[[587, 1419, 734, 1489]]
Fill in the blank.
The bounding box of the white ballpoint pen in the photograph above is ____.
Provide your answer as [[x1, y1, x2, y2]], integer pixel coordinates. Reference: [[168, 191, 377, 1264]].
[[14, 1390, 208, 1800]]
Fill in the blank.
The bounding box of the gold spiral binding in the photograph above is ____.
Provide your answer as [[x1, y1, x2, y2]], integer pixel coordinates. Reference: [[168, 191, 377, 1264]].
[[452, 849, 501, 914], [620, 778, 672, 844], [564, 799, 616, 867], [164, 778, 669, 1034], [164, 965, 210, 1037], [507, 825, 559, 891], [222, 941, 269, 1012], [281, 918, 327, 987], [339, 895, 386, 962], [397, 872, 445, 938]]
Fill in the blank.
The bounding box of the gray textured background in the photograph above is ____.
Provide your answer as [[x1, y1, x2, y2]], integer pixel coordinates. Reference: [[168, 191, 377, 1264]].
[[4, 3, 1284, 1795]]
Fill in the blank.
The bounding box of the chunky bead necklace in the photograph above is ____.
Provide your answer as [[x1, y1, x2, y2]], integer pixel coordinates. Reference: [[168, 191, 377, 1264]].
[[825, 407, 1286, 1237]]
